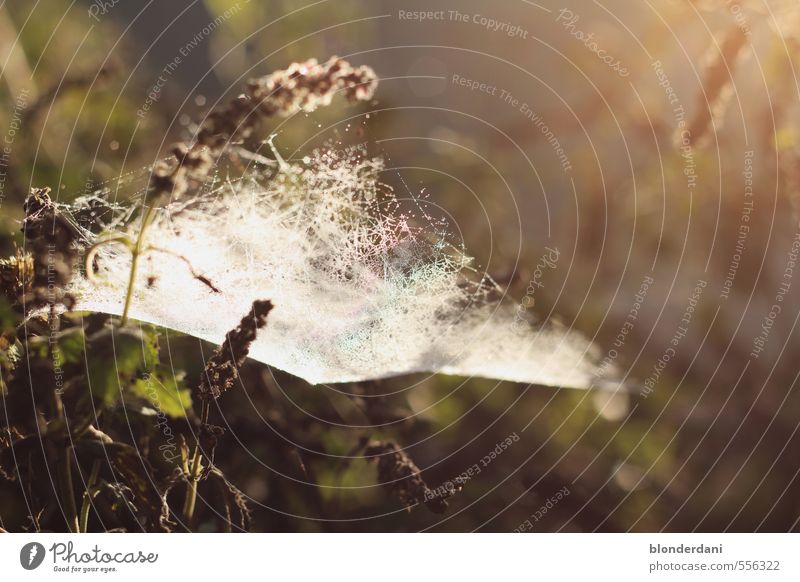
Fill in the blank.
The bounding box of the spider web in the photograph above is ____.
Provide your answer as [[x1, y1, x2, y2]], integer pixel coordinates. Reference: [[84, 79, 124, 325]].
[[69, 145, 615, 389]]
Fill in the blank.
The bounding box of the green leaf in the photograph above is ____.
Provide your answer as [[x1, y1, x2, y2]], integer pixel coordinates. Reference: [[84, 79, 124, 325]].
[[0, 296, 16, 335], [52, 327, 86, 366], [131, 370, 192, 418], [86, 326, 159, 407]]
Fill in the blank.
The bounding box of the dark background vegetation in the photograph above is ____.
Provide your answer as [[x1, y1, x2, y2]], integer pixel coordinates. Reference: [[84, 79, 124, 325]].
[[1, 0, 799, 531]]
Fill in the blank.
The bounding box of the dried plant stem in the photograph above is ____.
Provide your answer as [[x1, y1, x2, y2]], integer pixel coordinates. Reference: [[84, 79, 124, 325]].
[[182, 399, 210, 528], [79, 459, 101, 533], [182, 300, 273, 527], [49, 325, 79, 533], [57, 445, 79, 533], [181, 454, 200, 527]]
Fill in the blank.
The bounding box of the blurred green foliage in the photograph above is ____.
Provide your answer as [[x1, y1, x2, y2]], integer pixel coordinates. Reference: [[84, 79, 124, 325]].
[[0, 0, 799, 532]]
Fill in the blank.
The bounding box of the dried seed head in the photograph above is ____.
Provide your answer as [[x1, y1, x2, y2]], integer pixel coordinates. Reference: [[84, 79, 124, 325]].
[[365, 440, 448, 514], [196, 56, 377, 147], [151, 57, 377, 204], [147, 144, 215, 202], [681, 26, 749, 147], [248, 56, 377, 118], [21, 188, 79, 311], [197, 299, 274, 401], [0, 249, 34, 307]]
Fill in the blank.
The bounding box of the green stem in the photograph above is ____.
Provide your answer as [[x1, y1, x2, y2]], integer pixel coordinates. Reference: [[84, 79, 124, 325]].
[[120, 205, 155, 326], [181, 451, 201, 528], [58, 446, 79, 533], [182, 400, 209, 528], [79, 460, 101, 533]]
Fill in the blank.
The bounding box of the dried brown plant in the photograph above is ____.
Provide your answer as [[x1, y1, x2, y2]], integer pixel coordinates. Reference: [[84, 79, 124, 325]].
[[684, 26, 749, 146], [365, 440, 449, 514]]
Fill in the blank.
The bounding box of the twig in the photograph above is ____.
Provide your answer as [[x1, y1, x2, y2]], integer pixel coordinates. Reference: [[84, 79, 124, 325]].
[[79, 460, 102, 533], [181, 400, 209, 528], [57, 445, 79, 533]]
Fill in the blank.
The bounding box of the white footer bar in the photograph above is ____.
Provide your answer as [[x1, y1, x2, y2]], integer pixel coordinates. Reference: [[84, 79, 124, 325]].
[[1, 533, 797, 581]]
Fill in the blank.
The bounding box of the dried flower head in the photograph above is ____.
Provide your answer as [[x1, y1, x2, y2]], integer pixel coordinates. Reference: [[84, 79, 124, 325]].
[[682, 26, 749, 146], [365, 440, 448, 514], [0, 249, 34, 308], [197, 299, 274, 401], [21, 187, 81, 311], [247, 56, 378, 117], [151, 57, 377, 202]]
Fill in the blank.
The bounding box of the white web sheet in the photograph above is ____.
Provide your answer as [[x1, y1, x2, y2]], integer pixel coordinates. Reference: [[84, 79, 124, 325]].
[[71, 148, 613, 388]]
